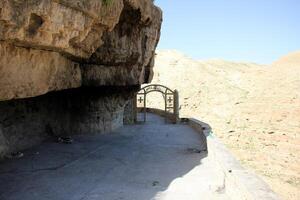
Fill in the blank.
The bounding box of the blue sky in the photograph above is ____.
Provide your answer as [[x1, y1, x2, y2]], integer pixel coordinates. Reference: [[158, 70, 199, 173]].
[[155, 0, 300, 64]]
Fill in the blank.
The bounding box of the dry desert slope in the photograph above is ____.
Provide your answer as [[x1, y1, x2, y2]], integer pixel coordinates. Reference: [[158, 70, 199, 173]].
[[147, 50, 300, 200]]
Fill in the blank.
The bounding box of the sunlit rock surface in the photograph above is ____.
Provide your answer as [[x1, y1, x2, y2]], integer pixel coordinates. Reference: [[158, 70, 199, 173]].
[[0, 0, 162, 101]]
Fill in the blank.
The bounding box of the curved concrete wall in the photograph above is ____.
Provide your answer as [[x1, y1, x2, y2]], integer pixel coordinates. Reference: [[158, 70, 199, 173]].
[[189, 118, 281, 200]]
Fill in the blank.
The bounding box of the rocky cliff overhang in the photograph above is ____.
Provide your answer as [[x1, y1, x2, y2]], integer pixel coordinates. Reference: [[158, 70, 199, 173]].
[[0, 0, 162, 101], [0, 0, 162, 157]]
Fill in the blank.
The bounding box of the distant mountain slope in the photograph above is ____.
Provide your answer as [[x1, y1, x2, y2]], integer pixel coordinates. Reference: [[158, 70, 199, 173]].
[[272, 51, 300, 67], [147, 50, 300, 200]]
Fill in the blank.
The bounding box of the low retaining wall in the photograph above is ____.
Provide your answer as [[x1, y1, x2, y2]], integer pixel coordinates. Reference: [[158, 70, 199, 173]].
[[189, 118, 281, 200], [137, 108, 178, 123]]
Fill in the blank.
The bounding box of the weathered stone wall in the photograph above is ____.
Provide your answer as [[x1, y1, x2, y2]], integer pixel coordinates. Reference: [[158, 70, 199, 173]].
[[0, 42, 82, 100], [0, 87, 138, 157]]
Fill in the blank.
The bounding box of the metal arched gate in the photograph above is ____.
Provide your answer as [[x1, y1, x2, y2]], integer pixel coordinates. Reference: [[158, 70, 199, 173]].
[[135, 84, 179, 123]]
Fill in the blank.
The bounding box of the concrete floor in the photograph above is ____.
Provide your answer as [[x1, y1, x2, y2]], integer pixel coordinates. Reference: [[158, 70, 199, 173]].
[[0, 114, 229, 200]]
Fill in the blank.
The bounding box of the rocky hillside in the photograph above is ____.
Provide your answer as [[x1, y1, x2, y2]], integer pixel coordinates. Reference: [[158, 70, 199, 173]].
[[148, 50, 300, 200]]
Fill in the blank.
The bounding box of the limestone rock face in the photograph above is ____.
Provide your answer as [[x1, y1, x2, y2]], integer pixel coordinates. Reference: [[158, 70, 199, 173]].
[[82, 0, 162, 86], [0, 0, 162, 101], [0, 0, 123, 58], [0, 42, 81, 100]]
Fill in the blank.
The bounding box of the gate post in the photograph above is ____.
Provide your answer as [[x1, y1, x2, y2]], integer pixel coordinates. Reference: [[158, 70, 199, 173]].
[[133, 94, 137, 123], [174, 89, 179, 123]]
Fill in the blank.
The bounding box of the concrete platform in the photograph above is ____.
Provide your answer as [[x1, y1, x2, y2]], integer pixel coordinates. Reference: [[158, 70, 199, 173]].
[[0, 114, 229, 200]]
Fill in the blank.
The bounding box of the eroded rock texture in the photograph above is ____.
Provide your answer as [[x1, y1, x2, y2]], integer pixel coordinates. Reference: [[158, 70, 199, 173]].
[[0, 0, 123, 59], [0, 0, 162, 157], [0, 42, 82, 100], [0, 0, 162, 101], [0, 87, 137, 156], [82, 0, 162, 86]]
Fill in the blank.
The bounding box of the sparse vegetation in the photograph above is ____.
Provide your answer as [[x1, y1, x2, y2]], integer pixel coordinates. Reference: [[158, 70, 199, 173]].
[[102, 0, 112, 5]]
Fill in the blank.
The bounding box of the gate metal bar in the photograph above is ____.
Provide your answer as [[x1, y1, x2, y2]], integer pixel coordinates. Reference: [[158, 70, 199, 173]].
[[135, 84, 179, 123]]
